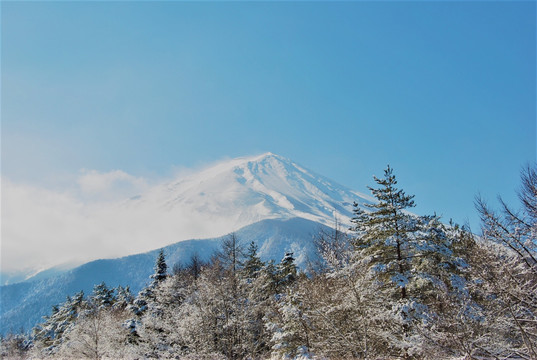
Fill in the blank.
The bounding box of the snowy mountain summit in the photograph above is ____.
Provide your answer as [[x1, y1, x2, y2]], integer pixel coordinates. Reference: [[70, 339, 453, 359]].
[[133, 152, 372, 234], [1, 153, 375, 334], [3, 152, 374, 286]]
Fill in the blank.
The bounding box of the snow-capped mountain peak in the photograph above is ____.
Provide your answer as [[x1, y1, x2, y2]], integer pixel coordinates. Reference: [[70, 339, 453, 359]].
[[134, 152, 372, 231], [0, 153, 374, 334], [3, 152, 374, 286]]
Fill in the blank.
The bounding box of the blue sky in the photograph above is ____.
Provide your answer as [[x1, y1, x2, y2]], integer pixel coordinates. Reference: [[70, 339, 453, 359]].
[[2, 1, 536, 232]]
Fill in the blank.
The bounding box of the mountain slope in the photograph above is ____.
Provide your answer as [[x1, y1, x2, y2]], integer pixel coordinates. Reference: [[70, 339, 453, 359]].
[[0, 217, 330, 335], [1, 153, 373, 334], [126, 152, 373, 230], [3, 153, 372, 285]]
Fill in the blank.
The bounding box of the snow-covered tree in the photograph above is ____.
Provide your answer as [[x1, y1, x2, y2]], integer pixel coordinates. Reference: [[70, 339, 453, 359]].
[[57, 301, 136, 359], [306, 220, 392, 358], [243, 241, 264, 280], [267, 289, 313, 359], [114, 285, 134, 311], [0, 332, 31, 359], [151, 249, 168, 285], [472, 164, 537, 359], [275, 252, 297, 292], [91, 282, 115, 309], [348, 166, 479, 357], [187, 252, 204, 280], [129, 250, 174, 356], [313, 217, 351, 272], [350, 165, 417, 301], [31, 291, 86, 356], [217, 232, 245, 278], [129, 250, 169, 317]]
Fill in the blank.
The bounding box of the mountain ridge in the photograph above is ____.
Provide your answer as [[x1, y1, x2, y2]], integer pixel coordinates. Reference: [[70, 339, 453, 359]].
[[1, 152, 374, 334], [3, 153, 372, 283], [0, 217, 332, 335]]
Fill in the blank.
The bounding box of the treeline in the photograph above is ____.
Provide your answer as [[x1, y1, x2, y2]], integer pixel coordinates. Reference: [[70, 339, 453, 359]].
[[2, 166, 536, 359]]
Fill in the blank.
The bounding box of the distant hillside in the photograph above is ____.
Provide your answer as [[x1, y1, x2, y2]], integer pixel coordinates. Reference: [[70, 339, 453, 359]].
[[0, 217, 330, 335]]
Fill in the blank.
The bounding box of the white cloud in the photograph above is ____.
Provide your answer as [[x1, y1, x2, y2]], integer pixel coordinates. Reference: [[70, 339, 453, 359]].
[[0, 170, 240, 275], [2, 178, 88, 273], [77, 169, 149, 201]]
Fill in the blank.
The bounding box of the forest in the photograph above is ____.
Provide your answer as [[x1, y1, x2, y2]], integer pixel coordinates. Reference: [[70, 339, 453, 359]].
[[1, 165, 536, 359]]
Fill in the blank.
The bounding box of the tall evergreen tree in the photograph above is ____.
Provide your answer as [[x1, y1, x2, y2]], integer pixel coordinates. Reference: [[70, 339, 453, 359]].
[[243, 241, 264, 280], [129, 251, 168, 317], [114, 285, 134, 311], [278, 252, 297, 289], [32, 291, 86, 355], [349, 166, 478, 358], [351, 165, 416, 300], [91, 282, 115, 308], [151, 249, 168, 285]]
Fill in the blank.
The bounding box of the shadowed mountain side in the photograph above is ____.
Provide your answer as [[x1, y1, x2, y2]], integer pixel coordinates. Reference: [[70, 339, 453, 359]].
[[0, 217, 331, 335]]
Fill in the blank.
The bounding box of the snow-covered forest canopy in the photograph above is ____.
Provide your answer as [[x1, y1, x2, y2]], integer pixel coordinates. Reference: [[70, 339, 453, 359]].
[[2, 165, 536, 360]]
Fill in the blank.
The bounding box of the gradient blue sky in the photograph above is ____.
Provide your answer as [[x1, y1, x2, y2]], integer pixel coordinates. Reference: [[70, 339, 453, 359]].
[[2, 1, 536, 230]]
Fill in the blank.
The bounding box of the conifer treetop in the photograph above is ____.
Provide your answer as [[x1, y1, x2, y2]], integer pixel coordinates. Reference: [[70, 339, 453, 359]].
[[151, 250, 168, 284], [367, 165, 415, 213]]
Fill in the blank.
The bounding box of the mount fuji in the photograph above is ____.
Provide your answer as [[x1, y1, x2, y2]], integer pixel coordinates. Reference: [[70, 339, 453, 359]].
[[121, 152, 373, 237], [0, 153, 374, 334]]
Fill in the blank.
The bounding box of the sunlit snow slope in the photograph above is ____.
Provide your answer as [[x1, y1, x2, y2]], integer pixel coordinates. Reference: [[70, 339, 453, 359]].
[[1, 153, 376, 334], [132, 152, 373, 230], [2, 153, 373, 285]]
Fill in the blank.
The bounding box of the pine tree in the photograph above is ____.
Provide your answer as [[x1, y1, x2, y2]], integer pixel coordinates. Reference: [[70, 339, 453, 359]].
[[350, 166, 427, 357], [32, 291, 87, 355], [129, 251, 172, 356], [91, 282, 115, 308], [349, 166, 479, 357], [114, 285, 134, 311], [243, 241, 264, 280], [278, 252, 297, 290], [129, 251, 168, 317], [151, 249, 168, 285], [351, 165, 416, 300]]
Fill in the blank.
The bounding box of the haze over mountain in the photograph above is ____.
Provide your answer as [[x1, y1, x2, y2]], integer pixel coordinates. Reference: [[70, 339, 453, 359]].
[[0, 217, 332, 335], [2, 153, 373, 283], [1, 152, 379, 333]]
